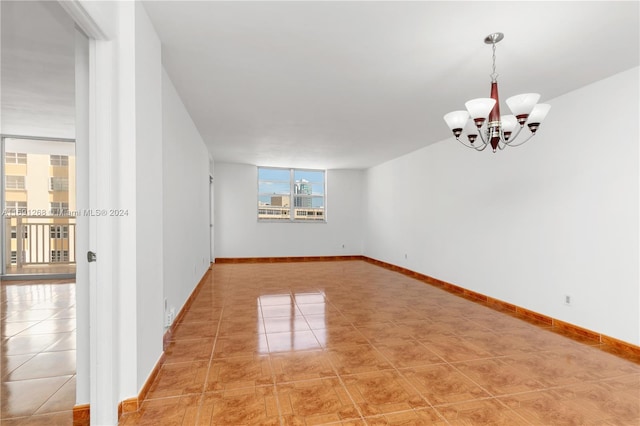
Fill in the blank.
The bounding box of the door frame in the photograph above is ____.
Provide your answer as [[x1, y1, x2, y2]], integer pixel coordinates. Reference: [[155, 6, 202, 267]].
[[58, 1, 118, 424], [209, 174, 214, 263]]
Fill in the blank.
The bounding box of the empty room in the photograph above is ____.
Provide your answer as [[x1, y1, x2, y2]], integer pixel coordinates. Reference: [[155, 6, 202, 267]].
[[1, 1, 638, 425]]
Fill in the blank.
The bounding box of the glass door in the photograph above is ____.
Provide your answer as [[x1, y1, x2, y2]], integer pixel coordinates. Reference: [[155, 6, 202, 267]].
[[2, 136, 76, 277]]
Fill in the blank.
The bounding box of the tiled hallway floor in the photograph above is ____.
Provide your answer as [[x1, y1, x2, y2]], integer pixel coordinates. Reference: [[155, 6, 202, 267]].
[[122, 261, 640, 425], [1, 279, 76, 425]]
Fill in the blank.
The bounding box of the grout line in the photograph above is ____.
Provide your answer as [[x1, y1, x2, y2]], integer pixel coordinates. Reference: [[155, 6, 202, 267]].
[[364, 339, 450, 423], [259, 293, 286, 426], [29, 374, 74, 418], [189, 279, 223, 425], [328, 316, 449, 424]]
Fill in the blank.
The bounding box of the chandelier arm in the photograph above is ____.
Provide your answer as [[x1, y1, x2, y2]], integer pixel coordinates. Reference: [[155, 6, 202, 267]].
[[455, 137, 487, 151], [475, 125, 490, 147], [474, 142, 489, 152], [504, 132, 536, 147], [502, 124, 526, 146]]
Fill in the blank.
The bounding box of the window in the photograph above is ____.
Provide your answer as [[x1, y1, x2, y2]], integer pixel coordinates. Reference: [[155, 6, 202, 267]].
[[50, 155, 69, 166], [49, 177, 69, 191], [50, 250, 69, 262], [50, 202, 69, 215], [5, 201, 27, 215], [10, 226, 28, 239], [6, 175, 25, 190], [258, 167, 325, 222], [6, 152, 27, 164], [50, 225, 69, 239]]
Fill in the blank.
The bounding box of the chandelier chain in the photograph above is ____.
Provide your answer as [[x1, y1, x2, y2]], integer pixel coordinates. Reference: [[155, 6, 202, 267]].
[[490, 41, 499, 82]]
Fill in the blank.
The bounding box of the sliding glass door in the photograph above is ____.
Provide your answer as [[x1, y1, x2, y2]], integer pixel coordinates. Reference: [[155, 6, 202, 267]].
[[2, 136, 76, 277]]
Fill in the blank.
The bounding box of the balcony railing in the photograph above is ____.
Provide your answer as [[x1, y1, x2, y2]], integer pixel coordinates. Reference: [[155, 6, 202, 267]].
[[4, 216, 76, 269]]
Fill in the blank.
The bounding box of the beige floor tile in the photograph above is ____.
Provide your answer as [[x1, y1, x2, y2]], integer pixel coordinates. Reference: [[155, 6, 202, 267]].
[[120, 394, 201, 426], [145, 360, 208, 399], [374, 340, 444, 368], [266, 330, 322, 352], [312, 325, 369, 348], [206, 355, 273, 391], [343, 370, 428, 416], [271, 350, 337, 382], [163, 338, 215, 364], [277, 377, 361, 424], [402, 364, 490, 405], [1, 375, 72, 418], [453, 358, 545, 396], [436, 398, 529, 425], [6, 260, 640, 425], [365, 409, 447, 425], [213, 333, 269, 358], [327, 344, 393, 375], [198, 387, 280, 425]]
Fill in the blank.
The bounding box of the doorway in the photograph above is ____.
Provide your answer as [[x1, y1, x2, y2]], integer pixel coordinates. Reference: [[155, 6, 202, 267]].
[[2, 136, 77, 279], [1, 1, 88, 423]]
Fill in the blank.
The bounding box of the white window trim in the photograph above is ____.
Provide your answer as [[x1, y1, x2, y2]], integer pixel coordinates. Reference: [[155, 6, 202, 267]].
[[49, 176, 70, 191], [5, 152, 27, 164], [6, 175, 25, 190], [50, 201, 69, 215], [50, 154, 69, 166]]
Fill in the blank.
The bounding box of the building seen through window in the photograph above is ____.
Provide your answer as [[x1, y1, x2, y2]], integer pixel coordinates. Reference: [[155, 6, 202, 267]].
[[3, 138, 76, 271], [258, 167, 325, 222]]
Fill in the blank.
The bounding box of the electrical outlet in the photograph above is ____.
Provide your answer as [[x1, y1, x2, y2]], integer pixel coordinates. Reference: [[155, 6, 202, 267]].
[[564, 294, 572, 306], [404, 253, 408, 259], [165, 307, 177, 327]]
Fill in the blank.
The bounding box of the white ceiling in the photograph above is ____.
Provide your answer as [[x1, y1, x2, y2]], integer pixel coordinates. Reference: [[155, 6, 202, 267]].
[[1, 1, 75, 139], [1, 2, 638, 169], [143, 1, 639, 169]]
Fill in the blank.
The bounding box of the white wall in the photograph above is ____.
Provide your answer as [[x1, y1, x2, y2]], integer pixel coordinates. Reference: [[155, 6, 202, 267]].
[[69, 2, 171, 422], [364, 67, 639, 345], [113, 0, 138, 413], [215, 163, 364, 258], [134, 1, 164, 394], [162, 68, 211, 327], [74, 25, 90, 407]]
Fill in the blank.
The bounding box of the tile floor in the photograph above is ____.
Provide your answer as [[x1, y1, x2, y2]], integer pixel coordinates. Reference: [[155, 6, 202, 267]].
[[1, 279, 76, 425], [4, 265, 76, 276], [121, 261, 639, 425], [2, 261, 639, 425]]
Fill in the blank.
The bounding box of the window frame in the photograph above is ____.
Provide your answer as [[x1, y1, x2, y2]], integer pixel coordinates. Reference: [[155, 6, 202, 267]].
[[5, 201, 27, 215], [50, 155, 69, 166], [5, 152, 27, 164], [5, 175, 25, 190], [49, 201, 69, 216], [50, 225, 69, 239], [11, 226, 28, 239], [257, 167, 326, 223], [50, 250, 69, 262], [49, 176, 69, 191]]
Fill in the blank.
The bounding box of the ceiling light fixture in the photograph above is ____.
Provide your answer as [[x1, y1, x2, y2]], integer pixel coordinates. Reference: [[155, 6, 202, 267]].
[[444, 32, 551, 152]]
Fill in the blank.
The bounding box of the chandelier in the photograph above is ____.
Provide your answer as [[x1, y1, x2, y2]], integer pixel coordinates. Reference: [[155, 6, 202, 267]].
[[443, 32, 551, 152]]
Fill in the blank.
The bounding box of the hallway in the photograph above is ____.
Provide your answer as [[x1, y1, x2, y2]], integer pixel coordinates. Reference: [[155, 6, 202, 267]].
[[121, 261, 640, 425], [1, 279, 76, 424]]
